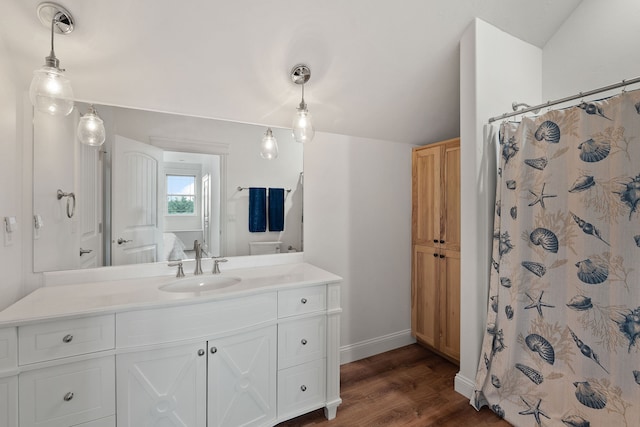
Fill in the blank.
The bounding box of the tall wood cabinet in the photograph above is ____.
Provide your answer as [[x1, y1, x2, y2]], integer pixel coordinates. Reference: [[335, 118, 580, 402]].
[[411, 138, 460, 363]]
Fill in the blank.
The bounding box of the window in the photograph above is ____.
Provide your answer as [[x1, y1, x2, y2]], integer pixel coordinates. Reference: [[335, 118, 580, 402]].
[[167, 174, 196, 215]]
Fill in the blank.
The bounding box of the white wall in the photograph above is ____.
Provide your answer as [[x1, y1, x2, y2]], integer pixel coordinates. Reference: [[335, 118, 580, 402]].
[[457, 18, 542, 397], [543, 0, 640, 101], [0, 34, 22, 310], [304, 131, 415, 363]]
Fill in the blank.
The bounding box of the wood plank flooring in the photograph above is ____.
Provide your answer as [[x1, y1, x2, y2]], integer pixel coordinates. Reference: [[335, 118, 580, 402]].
[[276, 344, 511, 427]]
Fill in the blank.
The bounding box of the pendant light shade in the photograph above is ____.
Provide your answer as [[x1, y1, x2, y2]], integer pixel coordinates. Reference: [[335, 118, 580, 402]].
[[30, 3, 75, 116], [290, 64, 315, 143], [77, 105, 106, 146], [260, 128, 278, 159]]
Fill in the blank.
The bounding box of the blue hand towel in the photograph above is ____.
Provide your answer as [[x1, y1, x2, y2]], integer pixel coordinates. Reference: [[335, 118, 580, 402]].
[[268, 188, 285, 232], [249, 187, 267, 232]]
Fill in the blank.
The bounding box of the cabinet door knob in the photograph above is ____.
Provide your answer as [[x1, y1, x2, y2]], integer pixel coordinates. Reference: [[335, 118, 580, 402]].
[[63, 392, 74, 402], [198, 349, 205, 356], [301, 298, 308, 304], [62, 334, 73, 343], [440, 254, 445, 258], [433, 239, 438, 243], [301, 339, 308, 345], [210, 347, 217, 354], [300, 385, 307, 392], [440, 240, 445, 244], [433, 253, 438, 258]]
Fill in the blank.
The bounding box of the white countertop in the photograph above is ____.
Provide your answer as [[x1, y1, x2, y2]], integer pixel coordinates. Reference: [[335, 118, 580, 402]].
[[0, 262, 342, 327]]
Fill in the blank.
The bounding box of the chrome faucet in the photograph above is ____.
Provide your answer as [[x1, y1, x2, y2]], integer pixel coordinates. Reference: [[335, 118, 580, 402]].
[[212, 257, 228, 274], [193, 240, 208, 275], [167, 261, 185, 278]]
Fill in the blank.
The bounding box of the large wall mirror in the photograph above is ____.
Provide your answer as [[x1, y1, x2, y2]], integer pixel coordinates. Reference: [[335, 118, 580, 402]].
[[32, 103, 303, 273]]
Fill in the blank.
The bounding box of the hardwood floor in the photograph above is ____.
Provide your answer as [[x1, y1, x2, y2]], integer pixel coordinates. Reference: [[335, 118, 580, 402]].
[[276, 344, 511, 427]]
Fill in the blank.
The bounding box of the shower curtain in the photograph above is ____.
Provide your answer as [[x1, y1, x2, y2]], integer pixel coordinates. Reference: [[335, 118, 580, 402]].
[[472, 90, 640, 427]]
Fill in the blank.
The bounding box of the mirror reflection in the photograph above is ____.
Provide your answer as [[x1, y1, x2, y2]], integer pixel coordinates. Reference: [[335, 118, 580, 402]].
[[32, 103, 304, 273]]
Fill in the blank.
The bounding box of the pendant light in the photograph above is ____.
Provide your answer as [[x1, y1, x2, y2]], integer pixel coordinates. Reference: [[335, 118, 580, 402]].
[[260, 128, 279, 159], [291, 64, 315, 143], [29, 2, 75, 116], [77, 105, 106, 146]]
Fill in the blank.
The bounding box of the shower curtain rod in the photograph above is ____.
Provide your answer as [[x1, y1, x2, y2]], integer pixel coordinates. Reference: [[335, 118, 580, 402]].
[[488, 76, 640, 123]]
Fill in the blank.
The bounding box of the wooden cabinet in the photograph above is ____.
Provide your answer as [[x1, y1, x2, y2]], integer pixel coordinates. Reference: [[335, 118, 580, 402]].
[[411, 138, 460, 363]]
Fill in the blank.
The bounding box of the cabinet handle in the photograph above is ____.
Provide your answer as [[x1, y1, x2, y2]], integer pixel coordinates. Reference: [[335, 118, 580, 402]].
[[440, 240, 445, 244], [301, 298, 307, 304], [63, 392, 74, 402], [433, 239, 438, 243], [433, 253, 438, 257], [440, 254, 445, 258], [210, 347, 217, 354], [300, 385, 307, 392], [301, 339, 308, 345], [62, 334, 73, 343], [198, 349, 205, 356]]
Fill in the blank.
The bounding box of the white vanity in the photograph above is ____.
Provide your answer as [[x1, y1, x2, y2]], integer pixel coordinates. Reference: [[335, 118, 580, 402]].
[[0, 262, 341, 427]]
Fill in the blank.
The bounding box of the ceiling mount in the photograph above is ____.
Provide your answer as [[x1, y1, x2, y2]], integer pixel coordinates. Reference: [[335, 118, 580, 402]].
[[36, 2, 74, 34], [290, 64, 311, 85]]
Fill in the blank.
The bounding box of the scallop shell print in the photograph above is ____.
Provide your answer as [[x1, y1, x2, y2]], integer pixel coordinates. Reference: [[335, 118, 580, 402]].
[[573, 381, 607, 409], [614, 174, 640, 220], [515, 363, 544, 385], [529, 228, 559, 253], [562, 414, 591, 427], [524, 156, 548, 170], [566, 295, 593, 311], [568, 175, 595, 193], [578, 138, 610, 162], [522, 261, 546, 277], [575, 259, 608, 284], [534, 120, 561, 143], [525, 334, 555, 365]]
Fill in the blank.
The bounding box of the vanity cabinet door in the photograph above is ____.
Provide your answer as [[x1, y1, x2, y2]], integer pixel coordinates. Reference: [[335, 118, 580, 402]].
[[116, 342, 207, 427], [207, 325, 277, 427], [0, 375, 17, 427]]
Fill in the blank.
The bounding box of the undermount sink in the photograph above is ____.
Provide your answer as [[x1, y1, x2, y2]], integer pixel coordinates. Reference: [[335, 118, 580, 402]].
[[159, 275, 241, 293]]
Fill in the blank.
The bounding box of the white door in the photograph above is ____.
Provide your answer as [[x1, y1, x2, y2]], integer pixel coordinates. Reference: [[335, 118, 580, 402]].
[[208, 326, 277, 427], [112, 135, 164, 265], [76, 140, 102, 269], [116, 342, 207, 427]]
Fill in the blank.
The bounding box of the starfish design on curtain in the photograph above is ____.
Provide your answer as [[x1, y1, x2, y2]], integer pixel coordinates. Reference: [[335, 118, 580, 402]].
[[528, 182, 557, 208], [524, 291, 555, 317], [518, 397, 550, 426]]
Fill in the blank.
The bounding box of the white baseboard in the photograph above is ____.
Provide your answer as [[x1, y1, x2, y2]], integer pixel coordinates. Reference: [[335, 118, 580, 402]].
[[339, 329, 416, 365], [454, 372, 476, 399]]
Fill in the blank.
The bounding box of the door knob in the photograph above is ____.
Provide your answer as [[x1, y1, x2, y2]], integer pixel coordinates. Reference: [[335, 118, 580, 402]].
[[79, 248, 92, 256], [117, 238, 132, 245]]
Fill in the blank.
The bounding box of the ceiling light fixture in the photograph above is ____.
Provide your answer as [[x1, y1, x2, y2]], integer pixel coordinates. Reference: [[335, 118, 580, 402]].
[[77, 105, 106, 146], [260, 128, 279, 159], [29, 2, 75, 116], [290, 64, 315, 143]]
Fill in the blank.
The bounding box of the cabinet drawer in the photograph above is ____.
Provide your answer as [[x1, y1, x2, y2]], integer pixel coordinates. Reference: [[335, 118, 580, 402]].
[[116, 292, 277, 347], [19, 356, 115, 427], [18, 315, 115, 365], [277, 359, 326, 419], [278, 316, 326, 369], [0, 328, 17, 372], [278, 285, 326, 318], [74, 416, 115, 427]]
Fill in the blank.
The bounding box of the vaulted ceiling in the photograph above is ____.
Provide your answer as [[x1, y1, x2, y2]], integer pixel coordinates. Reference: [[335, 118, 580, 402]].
[[1, 0, 582, 144]]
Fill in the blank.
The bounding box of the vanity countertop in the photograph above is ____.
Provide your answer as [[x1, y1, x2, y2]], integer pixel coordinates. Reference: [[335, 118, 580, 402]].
[[0, 262, 341, 327]]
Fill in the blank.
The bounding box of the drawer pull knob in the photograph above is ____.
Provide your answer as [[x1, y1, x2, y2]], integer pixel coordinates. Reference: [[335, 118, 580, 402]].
[[301, 338, 308, 345], [64, 392, 74, 402], [198, 349, 205, 356], [300, 385, 307, 392], [301, 298, 308, 304], [62, 334, 73, 343], [210, 347, 217, 354]]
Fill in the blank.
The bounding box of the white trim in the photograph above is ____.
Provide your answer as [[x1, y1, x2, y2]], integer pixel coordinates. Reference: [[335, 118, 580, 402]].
[[454, 372, 476, 399], [149, 135, 230, 155], [339, 330, 415, 365]]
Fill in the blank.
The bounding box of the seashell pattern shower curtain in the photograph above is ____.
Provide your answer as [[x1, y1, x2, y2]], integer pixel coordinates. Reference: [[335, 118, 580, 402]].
[[472, 90, 640, 426]]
